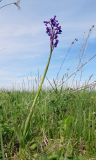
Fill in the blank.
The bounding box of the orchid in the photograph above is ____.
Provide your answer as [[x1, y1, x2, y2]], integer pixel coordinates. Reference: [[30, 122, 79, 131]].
[[44, 16, 62, 49], [23, 16, 62, 142]]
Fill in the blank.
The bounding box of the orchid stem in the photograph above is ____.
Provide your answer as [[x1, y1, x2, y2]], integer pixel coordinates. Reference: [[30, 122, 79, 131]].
[[23, 47, 53, 138]]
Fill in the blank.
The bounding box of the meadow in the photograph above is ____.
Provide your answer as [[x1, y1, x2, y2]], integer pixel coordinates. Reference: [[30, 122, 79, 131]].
[[0, 6, 96, 159], [0, 87, 96, 159]]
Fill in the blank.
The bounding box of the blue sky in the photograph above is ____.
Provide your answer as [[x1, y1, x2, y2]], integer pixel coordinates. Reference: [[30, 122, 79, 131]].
[[0, 0, 96, 89]]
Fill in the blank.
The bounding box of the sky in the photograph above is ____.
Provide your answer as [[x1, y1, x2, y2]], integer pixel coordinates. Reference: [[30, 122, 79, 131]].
[[0, 0, 96, 90]]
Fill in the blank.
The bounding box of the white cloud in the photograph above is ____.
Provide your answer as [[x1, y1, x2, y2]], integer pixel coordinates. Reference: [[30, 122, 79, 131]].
[[0, 0, 96, 89], [0, 23, 43, 38]]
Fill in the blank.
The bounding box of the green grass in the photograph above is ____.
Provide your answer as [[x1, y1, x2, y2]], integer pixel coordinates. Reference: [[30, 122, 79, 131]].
[[0, 88, 96, 159]]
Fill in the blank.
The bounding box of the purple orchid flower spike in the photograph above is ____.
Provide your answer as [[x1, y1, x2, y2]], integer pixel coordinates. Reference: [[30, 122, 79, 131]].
[[44, 16, 62, 50]]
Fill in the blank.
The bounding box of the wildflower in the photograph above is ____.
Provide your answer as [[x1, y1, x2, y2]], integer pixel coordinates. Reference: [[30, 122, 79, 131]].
[[23, 17, 62, 140], [44, 16, 62, 49]]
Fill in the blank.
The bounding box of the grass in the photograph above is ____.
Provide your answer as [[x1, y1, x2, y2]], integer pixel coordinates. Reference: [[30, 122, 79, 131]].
[[0, 88, 96, 159]]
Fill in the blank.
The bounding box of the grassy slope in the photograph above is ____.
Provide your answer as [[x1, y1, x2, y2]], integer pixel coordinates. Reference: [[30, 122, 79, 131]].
[[0, 89, 96, 159]]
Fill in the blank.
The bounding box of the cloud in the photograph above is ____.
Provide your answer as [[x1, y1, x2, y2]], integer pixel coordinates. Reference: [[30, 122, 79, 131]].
[[0, 0, 96, 89], [0, 23, 43, 38]]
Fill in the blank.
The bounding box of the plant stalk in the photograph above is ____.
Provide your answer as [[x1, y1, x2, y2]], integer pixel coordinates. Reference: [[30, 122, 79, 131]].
[[23, 47, 53, 138], [0, 131, 5, 160]]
